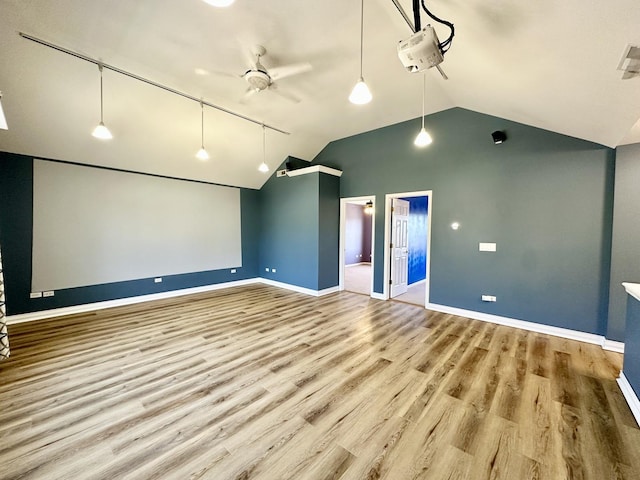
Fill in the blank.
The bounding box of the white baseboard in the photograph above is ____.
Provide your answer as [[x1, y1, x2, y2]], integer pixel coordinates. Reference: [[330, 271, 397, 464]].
[[426, 302, 608, 347], [258, 278, 339, 297], [7, 278, 343, 325], [345, 262, 371, 268], [617, 372, 640, 427], [603, 339, 625, 353], [7, 278, 258, 325], [6, 282, 626, 356]]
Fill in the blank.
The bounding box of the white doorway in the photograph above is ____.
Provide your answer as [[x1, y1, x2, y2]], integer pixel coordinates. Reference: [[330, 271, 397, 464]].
[[383, 191, 432, 307], [339, 196, 375, 296]]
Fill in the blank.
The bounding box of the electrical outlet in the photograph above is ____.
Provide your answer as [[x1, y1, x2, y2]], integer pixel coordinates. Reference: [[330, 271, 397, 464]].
[[271, 268, 276, 273], [479, 243, 497, 252], [481, 295, 497, 302], [30, 292, 43, 299], [43, 291, 55, 298], [265, 267, 270, 272], [154, 277, 162, 283], [231, 269, 237, 273]]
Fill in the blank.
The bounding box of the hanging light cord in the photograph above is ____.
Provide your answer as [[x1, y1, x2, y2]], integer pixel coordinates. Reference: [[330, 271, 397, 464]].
[[200, 101, 205, 148], [262, 124, 266, 163], [359, 0, 364, 78], [421, 73, 425, 128], [98, 64, 105, 123]]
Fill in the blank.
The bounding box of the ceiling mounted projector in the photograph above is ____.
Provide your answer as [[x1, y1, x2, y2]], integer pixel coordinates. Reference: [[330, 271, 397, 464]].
[[397, 26, 444, 73]]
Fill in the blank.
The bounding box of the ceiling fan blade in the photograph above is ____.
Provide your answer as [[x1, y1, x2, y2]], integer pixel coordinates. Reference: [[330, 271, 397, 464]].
[[239, 87, 259, 104], [210, 70, 243, 79], [269, 62, 312, 81], [268, 84, 301, 103]]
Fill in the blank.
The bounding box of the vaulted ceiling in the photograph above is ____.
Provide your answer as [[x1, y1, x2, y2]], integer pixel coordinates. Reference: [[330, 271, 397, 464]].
[[1, 0, 639, 189]]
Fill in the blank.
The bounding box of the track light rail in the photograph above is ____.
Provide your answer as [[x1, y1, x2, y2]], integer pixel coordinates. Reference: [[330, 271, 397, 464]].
[[19, 32, 290, 136]]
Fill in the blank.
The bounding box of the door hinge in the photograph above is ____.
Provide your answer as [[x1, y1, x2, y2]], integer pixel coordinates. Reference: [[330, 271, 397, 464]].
[[390, 243, 393, 248], [389, 279, 393, 285]]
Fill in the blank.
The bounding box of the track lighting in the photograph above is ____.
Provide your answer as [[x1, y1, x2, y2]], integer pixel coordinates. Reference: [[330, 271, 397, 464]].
[[258, 124, 269, 173], [92, 64, 112, 140], [0, 91, 8, 130], [21, 33, 291, 141], [349, 0, 372, 105], [414, 74, 432, 147], [196, 101, 209, 160]]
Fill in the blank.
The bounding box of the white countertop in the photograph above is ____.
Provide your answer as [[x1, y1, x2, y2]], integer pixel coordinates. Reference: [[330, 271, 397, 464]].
[[623, 282, 640, 302]]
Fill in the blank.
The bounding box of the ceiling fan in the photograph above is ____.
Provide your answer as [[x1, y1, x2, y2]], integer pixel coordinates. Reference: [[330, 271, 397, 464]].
[[234, 45, 312, 103]]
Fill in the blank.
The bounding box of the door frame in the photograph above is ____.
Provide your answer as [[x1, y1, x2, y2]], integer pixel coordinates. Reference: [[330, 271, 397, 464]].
[[383, 190, 433, 306], [339, 196, 376, 296]]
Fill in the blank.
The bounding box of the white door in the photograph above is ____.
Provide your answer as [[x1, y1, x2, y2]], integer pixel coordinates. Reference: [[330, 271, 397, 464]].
[[390, 198, 409, 298]]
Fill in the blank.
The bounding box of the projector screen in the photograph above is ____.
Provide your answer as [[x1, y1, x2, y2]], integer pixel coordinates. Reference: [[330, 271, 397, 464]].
[[32, 160, 242, 292]]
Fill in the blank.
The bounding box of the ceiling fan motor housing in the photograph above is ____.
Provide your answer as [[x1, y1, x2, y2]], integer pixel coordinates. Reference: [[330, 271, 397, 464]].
[[244, 69, 271, 91]]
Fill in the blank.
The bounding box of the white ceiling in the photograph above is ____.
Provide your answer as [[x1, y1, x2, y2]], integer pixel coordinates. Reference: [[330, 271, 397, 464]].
[[1, 0, 639, 189]]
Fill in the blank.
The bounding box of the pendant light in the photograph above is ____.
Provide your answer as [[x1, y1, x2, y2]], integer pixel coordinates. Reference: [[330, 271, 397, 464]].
[[349, 0, 372, 105], [414, 73, 432, 147], [92, 64, 112, 140], [203, 0, 235, 6], [196, 101, 209, 160], [258, 124, 269, 173], [0, 91, 8, 130]]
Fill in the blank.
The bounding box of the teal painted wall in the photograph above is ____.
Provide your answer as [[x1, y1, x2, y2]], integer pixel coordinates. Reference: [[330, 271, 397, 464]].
[[608, 144, 640, 341], [318, 173, 340, 290], [0, 152, 260, 316], [258, 161, 340, 291], [314, 108, 614, 336], [259, 165, 320, 290], [624, 294, 640, 398]]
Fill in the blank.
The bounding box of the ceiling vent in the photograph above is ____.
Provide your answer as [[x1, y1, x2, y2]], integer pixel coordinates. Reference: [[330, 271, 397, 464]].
[[617, 45, 640, 79]]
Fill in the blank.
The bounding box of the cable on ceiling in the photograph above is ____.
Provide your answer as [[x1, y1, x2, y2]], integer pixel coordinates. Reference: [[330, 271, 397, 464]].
[[412, 0, 422, 32], [420, 1, 455, 54], [19, 32, 290, 136]]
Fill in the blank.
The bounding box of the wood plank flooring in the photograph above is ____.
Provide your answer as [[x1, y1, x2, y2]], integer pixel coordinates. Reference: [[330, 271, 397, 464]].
[[0, 284, 638, 479]]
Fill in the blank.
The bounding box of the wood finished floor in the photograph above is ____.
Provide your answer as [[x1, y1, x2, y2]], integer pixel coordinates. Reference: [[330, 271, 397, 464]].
[[1, 285, 639, 480]]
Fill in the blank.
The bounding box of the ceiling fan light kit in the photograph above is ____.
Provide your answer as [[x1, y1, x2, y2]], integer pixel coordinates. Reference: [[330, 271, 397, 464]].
[[237, 45, 311, 102]]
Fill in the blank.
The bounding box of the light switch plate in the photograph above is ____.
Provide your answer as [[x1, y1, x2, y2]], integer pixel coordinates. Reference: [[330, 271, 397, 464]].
[[30, 292, 43, 299], [479, 243, 497, 252], [154, 277, 162, 283], [43, 291, 55, 297]]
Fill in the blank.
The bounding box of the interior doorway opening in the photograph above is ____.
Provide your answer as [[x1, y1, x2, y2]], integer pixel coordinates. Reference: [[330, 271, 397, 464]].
[[384, 191, 432, 307], [339, 196, 375, 296]]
